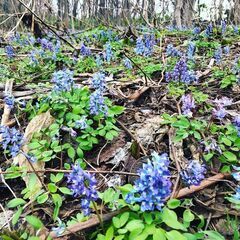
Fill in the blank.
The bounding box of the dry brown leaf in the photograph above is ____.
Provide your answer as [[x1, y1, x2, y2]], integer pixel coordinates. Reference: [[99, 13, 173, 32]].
[[13, 111, 55, 191]]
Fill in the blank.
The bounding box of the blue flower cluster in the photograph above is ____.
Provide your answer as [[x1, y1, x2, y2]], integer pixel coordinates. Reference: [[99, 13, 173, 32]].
[[223, 46, 230, 55], [67, 164, 98, 215], [75, 116, 88, 130], [214, 47, 222, 64], [39, 38, 54, 51], [0, 126, 23, 157], [52, 69, 74, 92], [80, 43, 91, 56], [89, 90, 108, 115], [212, 97, 232, 120], [135, 35, 155, 56], [123, 58, 132, 69], [187, 42, 196, 60], [204, 139, 222, 154], [165, 58, 198, 84], [233, 116, 240, 136], [166, 44, 182, 57], [205, 23, 213, 37], [104, 42, 113, 63], [125, 152, 172, 212], [233, 26, 239, 34], [181, 160, 206, 186], [181, 94, 195, 117], [95, 55, 103, 67], [4, 94, 15, 109], [193, 26, 201, 35], [232, 166, 240, 201], [221, 20, 227, 35], [5, 46, 15, 58], [91, 72, 106, 91]]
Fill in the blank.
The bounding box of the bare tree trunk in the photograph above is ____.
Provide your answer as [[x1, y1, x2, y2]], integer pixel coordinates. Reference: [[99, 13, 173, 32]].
[[233, 0, 240, 24], [173, 0, 183, 27], [182, 0, 196, 27]]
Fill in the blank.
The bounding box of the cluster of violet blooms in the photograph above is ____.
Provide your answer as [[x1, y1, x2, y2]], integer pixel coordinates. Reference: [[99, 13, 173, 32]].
[[125, 152, 172, 211], [89, 72, 108, 115], [165, 58, 198, 84], [5, 45, 15, 58], [166, 44, 182, 57], [67, 164, 98, 215], [181, 160, 207, 186], [52, 69, 74, 92], [135, 35, 155, 56], [181, 94, 196, 117], [212, 97, 232, 120], [80, 43, 91, 56]]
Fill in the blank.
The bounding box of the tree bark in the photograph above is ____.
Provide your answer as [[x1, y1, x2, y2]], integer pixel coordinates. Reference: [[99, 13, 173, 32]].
[[234, 0, 240, 24]]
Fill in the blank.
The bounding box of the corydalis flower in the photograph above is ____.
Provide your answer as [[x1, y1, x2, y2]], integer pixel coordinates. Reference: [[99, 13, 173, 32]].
[[223, 46, 230, 55], [135, 35, 155, 56], [91, 72, 106, 91], [52, 69, 74, 92], [135, 37, 145, 55], [187, 42, 196, 60], [5, 46, 15, 58], [67, 165, 98, 215], [221, 20, 227, 35], [125, 152, 172, 212], [233, 116, 240, 136], [0, 126, 23, 157], [95, 55, 103, 67], [39, 38, 54, 51], [205, 23, 213, 37], [4, 94, 15, 109], [214, 47, 222, 64], [181, 160, 206, 186], [181, 94, 195, 117], [75, 116, 88, 130], [166, 44, 182, 57], [212, 97, 232, 120], [204, 139, 222, 154], [80, 43, 91, 56], [104, 42, 113, 63], [193, 26, 201, 35], [165, 58, 198, 84], [123, 58, 132, 69], [89, 90, 108, 115]]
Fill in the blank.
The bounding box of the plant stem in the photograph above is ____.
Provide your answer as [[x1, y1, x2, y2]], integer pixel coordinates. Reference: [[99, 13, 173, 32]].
[[92, 201, 104, 230]]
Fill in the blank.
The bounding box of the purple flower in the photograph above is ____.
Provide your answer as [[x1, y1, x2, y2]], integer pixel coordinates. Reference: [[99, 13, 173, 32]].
[[221, 20, 227, 35], [205, 23, 213, 37], [95, 55, 103, 67], [123, 58, 132, 69], [143, 34, 155, 56], [181, 94, 195, 117], [89, 90, 108, 116], [193, 27, 201, 35], [4, 94, 15, 109], [135, 37, 145, 55], [125, 152, 172, 212], [0, 126, 23, 157], [181, 160, 206, 186], [29, 50, 39, 65], [214, 47, 222, 64], [214, 97, 233, 106], [91, 72, 106, 91], [39, 38, 54, 51], [212, 97, 232, 120], [5, 46, 15, 58], [233, 26, 239, 34], [52, 69, 74, 92], [104, 42, 113, 63], [232, 186, 240, 200], [166, 44, 182, 57], [67, 165, 98, 215], [233, 116, 240, 136], [204, 139, 222, 154], [75, 116, 88, 130], [187, 42, 196, 60], [165, 58, 198, 84], [80, 43, 91, 56]]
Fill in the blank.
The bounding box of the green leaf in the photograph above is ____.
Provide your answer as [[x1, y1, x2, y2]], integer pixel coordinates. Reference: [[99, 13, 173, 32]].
[[109, 106, 125, 115], [114, 236, 124, 240], [166, 230, 187, 240], [28, 142, 41, 149], [193, 131, 201, 140], [119, 212, 130, 227], [77, 146, 84, 158], [183, 209, 195, 222], [37, 193, 49, 204], [7, 198, 26, 208], [105, 132, 114, 140], [161, 208, 185, 230], [221, 137, 232, 146], [59, 187, 72, 195], [48, 183, 57, 193], [25, 215, 43, 230], [143, 212, 153, 225], [172, 118, 190, 129], [167, 199, 181, 209], [106, 226, 114, 240], [202, 231, 225, 240], [67, 147, 76, 159], [223, 151, 237, 162], [153, 229, 166, 240], [112, 217, 121, 228], [12, 207, 23, 225], [50, 173, 64, 183], [125, 219, 144, 232]]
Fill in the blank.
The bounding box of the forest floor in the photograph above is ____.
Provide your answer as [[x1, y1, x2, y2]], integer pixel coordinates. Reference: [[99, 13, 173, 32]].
[[0, 24, 240, 240]]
